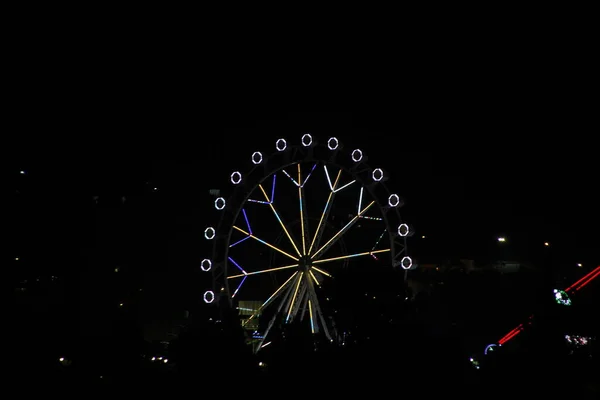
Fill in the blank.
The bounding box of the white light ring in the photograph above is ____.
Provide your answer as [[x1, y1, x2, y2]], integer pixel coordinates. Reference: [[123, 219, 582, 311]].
[[214, 197, 226, 210], [372, 168, 384, 182], [351, 149, 363, 162], [401, 256, 413, 270], [204, 227, 216, 240], [231, 171, 242, 185], [251, 152, 263, 164], [327, 137, 339, 150], [276, 138, 287, 151], [301, 133, 313, 147], [397, 223, 409, 237], [201, 259, 212, 272], [388, 194, 400, 207], [203, 290, 215, 303]]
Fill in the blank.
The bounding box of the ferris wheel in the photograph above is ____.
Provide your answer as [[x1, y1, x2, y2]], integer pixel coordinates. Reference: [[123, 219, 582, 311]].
[[202, 134, 415, 353]]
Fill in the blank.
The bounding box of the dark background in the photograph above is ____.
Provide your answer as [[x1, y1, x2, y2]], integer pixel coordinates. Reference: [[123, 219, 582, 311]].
[[9, 111, 598, 392]]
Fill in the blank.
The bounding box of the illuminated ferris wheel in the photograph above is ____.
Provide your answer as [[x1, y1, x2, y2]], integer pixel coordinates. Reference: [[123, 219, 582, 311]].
[[201, 134, 414, 353]]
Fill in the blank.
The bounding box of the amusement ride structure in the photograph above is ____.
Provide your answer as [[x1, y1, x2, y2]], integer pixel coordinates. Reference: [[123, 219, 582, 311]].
[[201, 134, 414, 352]]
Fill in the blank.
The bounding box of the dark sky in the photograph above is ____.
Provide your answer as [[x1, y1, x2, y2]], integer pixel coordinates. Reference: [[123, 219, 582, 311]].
[[10, 111, 597, 341], [11, 110, 598, 263]]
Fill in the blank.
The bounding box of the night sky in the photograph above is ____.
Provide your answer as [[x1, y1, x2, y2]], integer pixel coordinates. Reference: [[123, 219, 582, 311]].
[[9, 111, 598, 347]]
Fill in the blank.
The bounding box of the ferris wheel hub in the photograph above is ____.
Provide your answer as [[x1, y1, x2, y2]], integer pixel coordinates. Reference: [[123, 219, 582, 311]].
[[298, 256, 312, 272]]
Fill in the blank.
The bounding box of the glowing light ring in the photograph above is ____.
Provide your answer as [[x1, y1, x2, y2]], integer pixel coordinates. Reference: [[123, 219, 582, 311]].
[[301, 134, 313, 147], [401, 256, 412, 270], [201, 259, 212, 272], [276, 138, 287, 151], [351, 149, 363, 162], [327, 137, 339, 150], [372, 168, 384, 182], [231, 171, 242, 185], [204, 227, 216, 240], [397, 223, 409, 237], [553, 289, 572, 306], [252, 152, 263, 164], [388, 194, 400, 207], [203, 290, 215, 303], [215, 197, 226, 210], [484, 343, 499, 355]]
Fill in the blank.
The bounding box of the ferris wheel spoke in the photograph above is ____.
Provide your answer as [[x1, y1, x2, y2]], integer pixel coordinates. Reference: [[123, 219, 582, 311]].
[[258, 183, 302, 257], [231, 275, 247, 298], [297, 164, 310, 255], [308, 270, 321, 286], [356, 187, 383, 220], [311, 200, 375, 260], [227, 263, 298, 279], [290, 282, 308, 323], [307, 169, 342, 255], [281, 169, 300, 186], [301, 163, 317, 187], [311, 266, 332, 278], [255, 274, 297, 352], [312, 248, 391, 265], [308, 299, 315, 334], [233, 225, 299, 261], [300, 291, 309, 321], [369, 229, 388, 260], [307, 281, 331, 340], [286, 272, 304, 322], [243, 271, 298, 327], [324, 165, 355, 193]]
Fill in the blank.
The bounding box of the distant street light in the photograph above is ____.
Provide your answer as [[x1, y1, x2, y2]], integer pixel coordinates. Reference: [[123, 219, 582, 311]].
[[577, 263, 582, 267], [544, 242, 550, 247], [497, 237, 506, 242]]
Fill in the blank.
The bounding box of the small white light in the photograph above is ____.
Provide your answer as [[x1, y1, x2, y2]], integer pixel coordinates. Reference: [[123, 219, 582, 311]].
[[151, 357, 156, 361], [163, 359, 168, 363], [20, 170, 26, 175], [401, 256, 412, 270], [327, 137, 339, 150], [544, 242, 549, 247], [59, 357, 65, 362], [397, 223, 409, 237], [351, 149, 363, 162], [301, 133, 313, 147], [577, 263, 582, 267], [252, 151, 263, 164], [201, 259, 212, 272], [204, 290, 215, 303], [214, 197, 226, 210], [204, 227, 216, 240], [231, 171, 242, 185], [498, 237, 506, 242], [388, 194, 400, 207], [276, 138, 287, 151], [372, 168, 384, 182]]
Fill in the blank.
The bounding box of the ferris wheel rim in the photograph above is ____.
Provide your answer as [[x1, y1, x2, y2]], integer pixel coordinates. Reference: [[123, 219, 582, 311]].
[[203, 136, 414, 348]]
